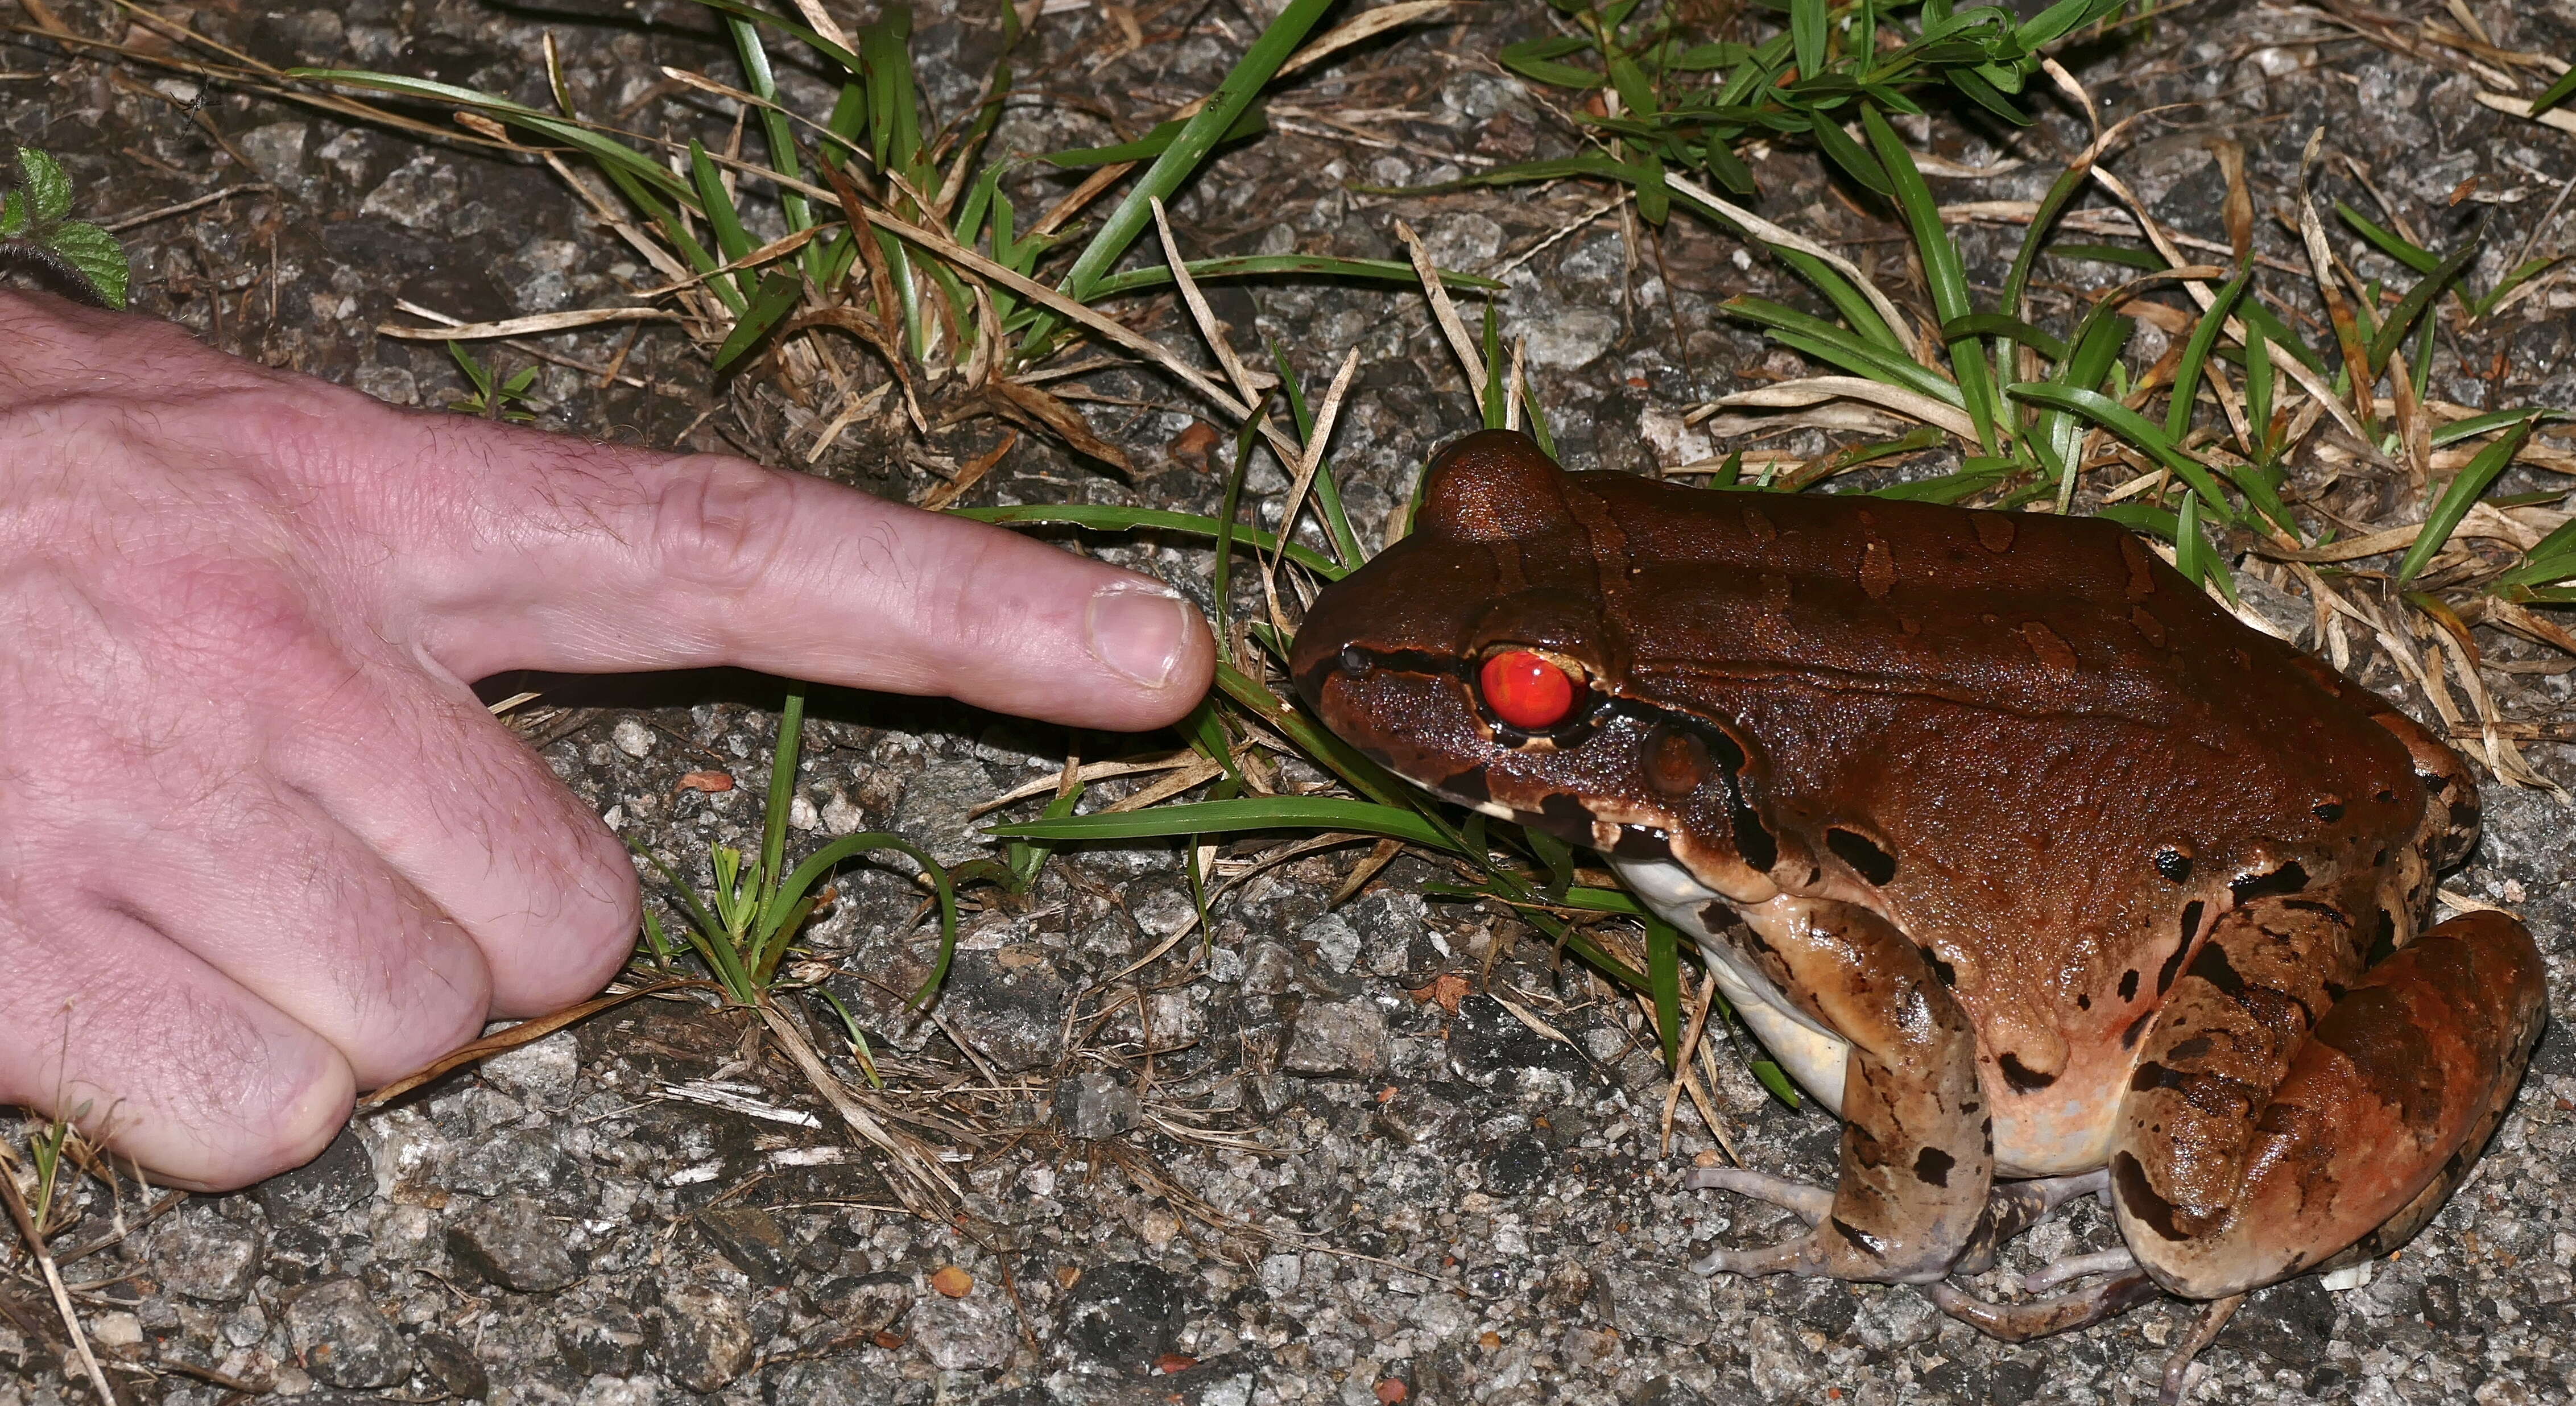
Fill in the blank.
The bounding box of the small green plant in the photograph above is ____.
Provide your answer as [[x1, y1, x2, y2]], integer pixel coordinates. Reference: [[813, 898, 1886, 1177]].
[[443, 341, 543, 421], [1, 148, 131, 308]]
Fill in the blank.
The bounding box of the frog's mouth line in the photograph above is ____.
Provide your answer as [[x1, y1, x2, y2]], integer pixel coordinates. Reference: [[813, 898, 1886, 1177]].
[[1309, 643, 1780, 876]]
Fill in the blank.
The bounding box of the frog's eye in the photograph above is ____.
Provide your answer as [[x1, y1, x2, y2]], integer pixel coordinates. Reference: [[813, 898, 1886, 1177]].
[[1480, 650, 1579, 730]]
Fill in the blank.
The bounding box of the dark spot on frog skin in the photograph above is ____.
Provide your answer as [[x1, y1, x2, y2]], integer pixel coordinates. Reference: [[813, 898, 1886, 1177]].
[[2188, 941, 2248, 999], [1613, 826, 1672, 861], [2075, 993, 2091, 1010], [2159, 902, 2206, 995], [2449, 797, 2480, 832], [2280, 899, 2350, 927], [1827, 828, 1899, 886], [1539, 793, 1594, 834], [2154, 848, 2193, 883], [1442, 765, 1491, 806], [2166, 1035, 2213, 1062], [1998, 1053, 2057, 1091], [1830, 1218, 1886, 1258], [2313, 800, 2346, 823], [1915, 1148, 1956, 1187], [2122, 1010, 2156, 1048], [2417, 769, 2451, 795], [2129, 1060, 2184, 1092], [2368, 910, 2400, 966], [2119, 969, 2140, 1002], [2113, 1152, 2187, 1242], [1733, 808, 1780, 874], [1698, 902, 1733, 935], [1916, 945, 1957, 986], [2230, 861, 2310, 902]]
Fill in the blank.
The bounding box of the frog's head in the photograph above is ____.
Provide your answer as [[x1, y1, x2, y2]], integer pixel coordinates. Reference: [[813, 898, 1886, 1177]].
[[1291, 431, 1781, 894]]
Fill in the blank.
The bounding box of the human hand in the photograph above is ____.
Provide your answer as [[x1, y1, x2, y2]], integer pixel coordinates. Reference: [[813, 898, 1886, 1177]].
[[0, 290, 1214, 1189]]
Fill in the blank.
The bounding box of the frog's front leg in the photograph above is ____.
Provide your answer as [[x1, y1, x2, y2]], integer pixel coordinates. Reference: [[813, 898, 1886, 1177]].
[[2113, 905, 2545, 1300], [1697, 898, 1994, 1284]]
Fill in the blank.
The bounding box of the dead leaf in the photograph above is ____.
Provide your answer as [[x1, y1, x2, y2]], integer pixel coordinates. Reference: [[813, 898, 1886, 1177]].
[[986, 378, 1134, 475], [1155, 1354, 1199, 1375], [359, 981, 696, 1109], [1407, 972, 1471, 1015], [871, 1330, 906, 1350], [919, 429, 1019, 512], [676, 770, 736, 794], [1168, 419, 1222, 471], [930, 1265, 974, 1298]]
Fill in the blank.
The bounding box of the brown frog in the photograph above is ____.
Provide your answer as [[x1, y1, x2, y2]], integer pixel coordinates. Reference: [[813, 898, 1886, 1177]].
[[1290, 430, 2545, 1389]]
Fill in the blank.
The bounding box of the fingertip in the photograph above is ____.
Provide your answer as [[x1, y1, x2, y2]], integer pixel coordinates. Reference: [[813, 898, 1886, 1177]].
[[1080, 577, 1218, 728], [106, 1040, 356, 1193]]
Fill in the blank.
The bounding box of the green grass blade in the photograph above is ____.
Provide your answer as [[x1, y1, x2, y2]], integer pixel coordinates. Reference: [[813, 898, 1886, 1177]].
[[2530, 64, 2576, 118], [686, 0, 865, 75], [1725, 297, 1965, 406], [760, 689, 805, 905], [2396, 420, 2535, 584], [2164, 264, 2253, 443], [2006, 382, 2239, 523], [2433, 406, 2568, 446], [1040, 106, 1270, 167], [951, 504, 1346, 577], [712, 268, 805, 371], [2334, 201, 2440, 275], [288, 69, 693, 202], [1864, 106, 1997, 453], [1647, 914, 1682, 1066], [1031, 0, 1334, 352], [689, 139, 757, 297], [2366, 226, 2483, 374], [1790, 0, 1827, 77], [1942, 312, 2068, 363]]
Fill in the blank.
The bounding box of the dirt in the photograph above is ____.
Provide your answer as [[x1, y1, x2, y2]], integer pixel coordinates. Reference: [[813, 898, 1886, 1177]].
[[5, 0, 2576, 1403]]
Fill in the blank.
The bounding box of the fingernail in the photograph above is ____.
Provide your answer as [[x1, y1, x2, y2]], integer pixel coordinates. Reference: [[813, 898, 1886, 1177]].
[[1085, 580, 1191, 689]]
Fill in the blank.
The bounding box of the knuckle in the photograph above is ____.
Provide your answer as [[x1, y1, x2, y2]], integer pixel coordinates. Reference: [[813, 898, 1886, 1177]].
[[650, 456, 801, 591]]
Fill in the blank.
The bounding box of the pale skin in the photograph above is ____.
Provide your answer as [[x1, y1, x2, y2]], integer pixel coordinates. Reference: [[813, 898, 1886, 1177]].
[[0, 288, 1217, 1191]]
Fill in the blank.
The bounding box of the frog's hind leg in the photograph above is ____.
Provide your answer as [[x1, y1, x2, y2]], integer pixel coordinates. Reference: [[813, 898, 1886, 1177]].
[[2111, 904, 2545, 1301], [1924, 1272, 2161, 1342]]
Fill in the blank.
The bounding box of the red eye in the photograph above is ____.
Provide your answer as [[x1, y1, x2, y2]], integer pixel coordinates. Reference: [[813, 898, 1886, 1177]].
[[1481, 650, 1579, 730]]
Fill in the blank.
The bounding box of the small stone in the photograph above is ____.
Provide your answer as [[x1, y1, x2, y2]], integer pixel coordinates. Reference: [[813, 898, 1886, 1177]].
[[931, 1264, 976, 1298], [1056, 1069, 1143, 1139], [1602, 1266, 1714, 1346], [1060, 1260, 1184, 1372], [285, 1277, 413, 1388], [611, 718, 655, 758], [449, 1193, 581, 1292], [256, 1126, 375, 1221], [654, 1281, 754, 1391], [560, 1308, 648, 1378], [481, 1029, 581, 1107], [359, 151, 462, 230], [1300, 912, 1362, 974], [1523, 309, 1620, 370], [912, 1279, 1016, 1370], [89, 1311, 141, 1351], [695, 1206, 793, 1287], [235, 121, 307, 185], [412, 1333, 489, 1399], [142, 1206, 263, 1304], [1280, 996, 1390, 1076]]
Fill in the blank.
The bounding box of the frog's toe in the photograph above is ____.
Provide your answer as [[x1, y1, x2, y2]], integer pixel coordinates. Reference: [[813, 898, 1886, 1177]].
[[1690, 1235, 1829, 1277], [2025, 1246, 2140, 1293], [1681, 1166, 1833, 1222]]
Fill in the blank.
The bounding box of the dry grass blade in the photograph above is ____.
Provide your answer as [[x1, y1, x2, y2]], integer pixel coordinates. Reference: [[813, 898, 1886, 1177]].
[[2480, 92, 2576, 135], [1702, 376, 1980, 440], [0, 1165, 117, 1405], [855, 206, 1309, 469], [1665, 170, 1916, 349], [1329, 837, 1405, 905], [362, 979, 696, 1109], [1151, 196, 1267, 404], [2083, 164, 2374, 445], [99, 182, 274, 231], [984, 377, 1136, 475], [917, 427, 1016, 511], [1100, 755, 1228, 813], [1266, 345, 1361, 581], [971, 752, 1198, 816], [1395, 220, 1486, 395], [783, 0, 852, 52], [758, 1002, 961, 1212], [375, 306, 685, 340], [1274, 0, 1453, 77]]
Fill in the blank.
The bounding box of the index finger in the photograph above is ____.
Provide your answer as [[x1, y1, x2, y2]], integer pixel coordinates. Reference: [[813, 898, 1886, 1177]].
[[332, 407, 1217, 732]]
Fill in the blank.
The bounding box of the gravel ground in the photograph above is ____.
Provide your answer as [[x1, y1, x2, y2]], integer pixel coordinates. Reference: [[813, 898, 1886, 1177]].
[[7, 0, 2576, 1402]]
